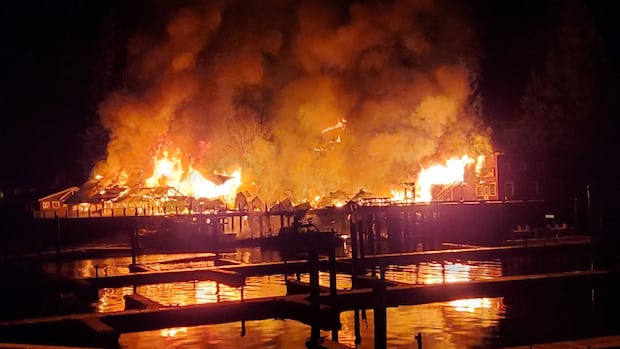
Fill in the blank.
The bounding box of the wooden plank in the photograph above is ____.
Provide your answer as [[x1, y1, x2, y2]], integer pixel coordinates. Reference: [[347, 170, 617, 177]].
[[0, 269, 615, 348], [123, 294, 165, 310], [359, 238, 592, 267], [286, 278, 330, 295], [215, 258, 243, 266], [320, 269, 617, 311], [352, 275, 398, 288], [2, 239, 592, 293], [89, 267, 246, 288], [77, 317, 119, 346]]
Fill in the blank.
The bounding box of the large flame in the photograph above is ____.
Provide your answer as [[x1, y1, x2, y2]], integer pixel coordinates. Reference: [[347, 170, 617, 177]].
[[87, 1, 494, 207], [415, 155, 475, 202], [389, 154, 490, 203], [145, 151, 241, 203]]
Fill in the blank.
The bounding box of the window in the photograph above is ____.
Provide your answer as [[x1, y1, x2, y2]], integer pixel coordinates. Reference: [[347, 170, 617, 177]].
[[52, 201, 60, 208], [42, 201, 50, 209], [475, 185, 483, 197], [489, 182, 497, 197], [505, 182, 514, 197]]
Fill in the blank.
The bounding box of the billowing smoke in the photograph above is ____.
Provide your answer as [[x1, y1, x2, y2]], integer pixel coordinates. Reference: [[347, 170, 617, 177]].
[[89, 0, 492, 205]]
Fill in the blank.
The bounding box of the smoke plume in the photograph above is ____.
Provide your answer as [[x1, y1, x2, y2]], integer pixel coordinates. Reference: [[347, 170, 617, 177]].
[[89, 0, 492, 204]]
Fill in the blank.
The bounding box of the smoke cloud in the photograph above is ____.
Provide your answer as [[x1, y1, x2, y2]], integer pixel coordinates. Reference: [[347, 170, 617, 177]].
[[89, 0, 492, 204]]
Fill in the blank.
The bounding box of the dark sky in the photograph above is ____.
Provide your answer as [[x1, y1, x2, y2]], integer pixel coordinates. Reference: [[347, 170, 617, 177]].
[[0, 0, 617, 189]]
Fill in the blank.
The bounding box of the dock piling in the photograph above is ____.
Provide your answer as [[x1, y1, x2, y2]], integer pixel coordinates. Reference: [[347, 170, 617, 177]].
[[350, 219, 358, 288], [372, 278, 387, 349], [329, 231, 340, 342], [307, 245, 321, 347], [415, 332, 422, 349], [131, 229, 137, 267], [354, 308, 362, 346]]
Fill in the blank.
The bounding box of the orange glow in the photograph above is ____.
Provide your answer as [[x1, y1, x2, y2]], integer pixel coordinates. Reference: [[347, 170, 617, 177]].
[[421, 262, 471, 284], [449, 298, 492, 312], [160, 327, 188, 337], [389, 155, 494, 204], [415, 155, 474, 202], [145, 151, 242, 203]]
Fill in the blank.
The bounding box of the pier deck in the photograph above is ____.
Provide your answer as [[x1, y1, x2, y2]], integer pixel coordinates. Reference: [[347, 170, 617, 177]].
[[0, 238, 594, 304], [0, 268, 616, 348]]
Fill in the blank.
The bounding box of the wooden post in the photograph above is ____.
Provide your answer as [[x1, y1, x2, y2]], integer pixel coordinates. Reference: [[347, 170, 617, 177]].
[[214, 221, 220, 259], [442, 261, 446, 283], [131, 229, 137, 267], [415, 332, 422, 349], [329, 231, 338, 296], [55, 213, 61, 257], [372, 278, 387, 349], [307, 244, 321, 346], [259, 208, 265, 239], [350, 218, 358, 288], [329, 231, 340, 342], [358, 219, 366, 275], [368, 213, 376, 257]]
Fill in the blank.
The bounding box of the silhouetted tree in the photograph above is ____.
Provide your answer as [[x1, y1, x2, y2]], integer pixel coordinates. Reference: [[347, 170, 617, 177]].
[[504, 0, 604, 197], [509, 0, 603, 161]]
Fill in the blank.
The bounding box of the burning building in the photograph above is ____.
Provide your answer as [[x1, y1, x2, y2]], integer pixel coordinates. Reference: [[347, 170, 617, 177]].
[[82, 0, 493, 207], [33, 1, 562, 249]]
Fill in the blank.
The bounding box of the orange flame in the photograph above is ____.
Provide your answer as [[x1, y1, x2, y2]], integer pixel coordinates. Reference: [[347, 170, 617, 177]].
[[145, 152, 241, 203], [415, 155, 475, 202]]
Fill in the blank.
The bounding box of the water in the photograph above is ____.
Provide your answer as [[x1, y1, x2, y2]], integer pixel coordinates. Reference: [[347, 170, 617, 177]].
[[25, 246, 620, 348]]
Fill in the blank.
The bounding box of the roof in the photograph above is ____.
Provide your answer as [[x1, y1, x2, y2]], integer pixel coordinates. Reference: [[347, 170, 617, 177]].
[[38, 186, 80, 203]]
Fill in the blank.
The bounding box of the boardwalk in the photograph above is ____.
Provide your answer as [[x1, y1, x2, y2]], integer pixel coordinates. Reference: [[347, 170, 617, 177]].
[[0, 269, 616, 348]]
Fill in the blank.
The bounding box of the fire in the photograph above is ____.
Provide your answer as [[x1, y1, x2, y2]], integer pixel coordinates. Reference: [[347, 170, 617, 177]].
[[181, 168, 241, 201], [78, 0, 496, 212], [415, 155, 475, 202], [387, 154, 494, 204], [145, 151, 241, 203], [146, 152, 184, 188]]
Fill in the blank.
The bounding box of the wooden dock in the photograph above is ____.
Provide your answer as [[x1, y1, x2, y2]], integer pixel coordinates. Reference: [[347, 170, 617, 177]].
[[0, 237, 606, 348], [0, 268, 616, 348], [0, 238, 595, 310], [90, 238, 594, 282]]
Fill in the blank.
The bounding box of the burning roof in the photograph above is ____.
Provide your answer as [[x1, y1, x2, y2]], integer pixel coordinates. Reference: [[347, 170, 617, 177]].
[[85, 0, 493, 207]]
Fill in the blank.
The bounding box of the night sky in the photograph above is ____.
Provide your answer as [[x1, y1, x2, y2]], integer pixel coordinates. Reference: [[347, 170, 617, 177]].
[[0, 0, 618, 190]]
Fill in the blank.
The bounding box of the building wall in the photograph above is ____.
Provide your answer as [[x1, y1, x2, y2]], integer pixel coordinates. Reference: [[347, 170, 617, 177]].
[[497, 152, 545, 201]]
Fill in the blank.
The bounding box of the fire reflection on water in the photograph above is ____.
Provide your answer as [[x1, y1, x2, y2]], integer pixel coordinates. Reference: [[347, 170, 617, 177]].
[[55, 251, 506, 348], [160, 327, 188, 338]]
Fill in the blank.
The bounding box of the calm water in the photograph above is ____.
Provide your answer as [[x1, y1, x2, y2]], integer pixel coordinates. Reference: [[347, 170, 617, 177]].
[[38, 246, 619, 348]]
